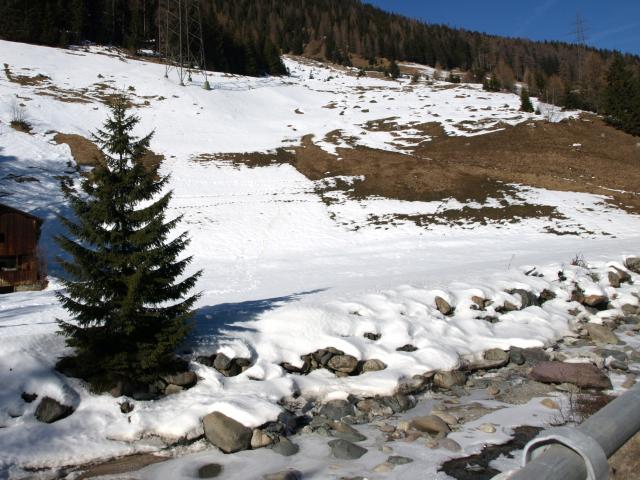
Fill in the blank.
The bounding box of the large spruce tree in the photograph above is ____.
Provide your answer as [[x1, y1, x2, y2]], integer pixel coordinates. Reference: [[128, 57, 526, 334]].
[[56, 98, 201, 388], [605, 55, 640, 136]]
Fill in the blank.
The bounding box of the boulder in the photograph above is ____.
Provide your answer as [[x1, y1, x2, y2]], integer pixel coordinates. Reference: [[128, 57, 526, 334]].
[[327, 355, 358, 373], [435, 296, 453, 316], [396, 344, 418, 352], [251, 429, 274, 449], [198, 463, 223, 478], [164, 384, 184, 395], [361, 359, 387, 373], [438, 438, 462, 452], [270, 437, 299, 456], [433, 371, 466, 390], [161, 371, 197, 388], [328, 439, 368, 460], [509, 347, 526, 365], [263, 470, 303, 480], [471, 296, 486, 310], [363, 332, 381, 341], [625, 257, 640, 274], [35, 397, 74, 424], [468, 349, 509, 371], [539, 289, 557, 303], [331, 421, 366, 442], [202, 412, 252, 453], [583, 295, 608, 309], [213, 353, 232, 371], [21, 392, 37, 403], [319, 399, 355, 420], [388, 455, 413, 465], [410, 415, 451, 434], [380, 394, 416, 413], [509, 289, 538, 308], [586, 324, 621, 345], [529, 361, 612, 390]]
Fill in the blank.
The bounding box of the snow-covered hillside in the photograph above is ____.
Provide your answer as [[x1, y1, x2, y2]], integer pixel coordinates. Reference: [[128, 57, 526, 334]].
[[1, 40, 639, 478]]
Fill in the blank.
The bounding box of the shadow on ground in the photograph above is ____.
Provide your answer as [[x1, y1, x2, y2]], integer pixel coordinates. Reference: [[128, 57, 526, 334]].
[[187, 289, 325, 348]]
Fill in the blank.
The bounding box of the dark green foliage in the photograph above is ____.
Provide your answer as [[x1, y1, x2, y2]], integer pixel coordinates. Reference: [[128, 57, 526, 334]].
[[56, 98, 201, 386], [447, 73, 461, 84], [483, 73, 501, 92], [520, 88, 534, 113], [388, 60, 400, 79], [605, 54, 640, 136]]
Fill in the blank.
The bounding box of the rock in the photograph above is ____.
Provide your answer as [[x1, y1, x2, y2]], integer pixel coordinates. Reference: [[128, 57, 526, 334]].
[[530, 361, 612, 390], [161, 371, 197, 388], [198, 463, 223, 478], [410, 415, 451, 434], [435, 296, 453, 315], [328, 439, 368, 460], [595, 349, 628, 363], [622, 304, 640, 315], [539, 289, 557, 303], [433, 371, 466, 390], [509, 289, 538, 308], [469, 348, 509, 370], [397, 374, 429, 395], [396, 344, 418, 352], [196, 354, 216, 367], [164, 384, 184, 395], [312, 347, 343, 367], [622, 374, 637, 389], [478, 423, 496, 433], [119, 400, 134, 414], [432, 412, 458, 426], [438, 438, 462, 452], [202, 412, 252, 453], [35, 397, 74, 424], [471, 296, 486, 310], [213, 353, 232, 371], [373, 462, 394, 473], [263, 469, 303, 480], [522, 347, 550, 365], [608, 359, 628, 371], [281, 362, 309, 375], [361, 359, 387, 373], [363, 332, 381, 341], [380, 394, 416, 413], [356, 399, 389, 416], [327, 355, 359, 373], [319, 399, 355, 420], [331, 421, 367, 442], [271, 437, 299, 456], [21, 392, 37, 403], [540, 398, 561, 410], [625, 257, 640, 274], [251, 429, 274, 449], [583, 295, 608, 308], [498, 301, 518, 312], [487, 385, 500, 396], [509, 347, 526, 365], [586, 324, 620, 345]]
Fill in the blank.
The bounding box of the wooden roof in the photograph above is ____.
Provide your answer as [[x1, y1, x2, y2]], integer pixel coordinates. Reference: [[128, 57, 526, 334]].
[[0, 203, 43, 224]]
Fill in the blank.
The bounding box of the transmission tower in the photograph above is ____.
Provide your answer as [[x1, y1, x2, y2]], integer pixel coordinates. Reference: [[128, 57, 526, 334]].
[[158, 0, 210, 89], [571, 12, 589, 87]]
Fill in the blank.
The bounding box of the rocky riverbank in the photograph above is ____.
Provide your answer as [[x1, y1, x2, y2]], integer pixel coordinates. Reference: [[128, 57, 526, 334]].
[[51, 256, 640, 480]]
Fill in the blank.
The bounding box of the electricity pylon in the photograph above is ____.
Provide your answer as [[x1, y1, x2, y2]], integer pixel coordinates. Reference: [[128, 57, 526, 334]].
[[158, 0, 210, 89]]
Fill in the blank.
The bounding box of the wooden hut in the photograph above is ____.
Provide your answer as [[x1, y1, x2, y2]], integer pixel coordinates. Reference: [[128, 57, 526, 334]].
[[0, 203, 45, 293]]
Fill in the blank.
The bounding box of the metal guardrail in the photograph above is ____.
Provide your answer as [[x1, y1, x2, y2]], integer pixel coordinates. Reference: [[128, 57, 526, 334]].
[[497, 381, 640, 480]]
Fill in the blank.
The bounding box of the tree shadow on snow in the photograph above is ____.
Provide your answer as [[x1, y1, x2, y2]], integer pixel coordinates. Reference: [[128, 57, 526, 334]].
[[187, 289, 325, 348]]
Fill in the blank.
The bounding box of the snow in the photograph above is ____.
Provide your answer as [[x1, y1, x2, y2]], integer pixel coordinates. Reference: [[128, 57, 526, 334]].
[[0, 39, 639, 476]]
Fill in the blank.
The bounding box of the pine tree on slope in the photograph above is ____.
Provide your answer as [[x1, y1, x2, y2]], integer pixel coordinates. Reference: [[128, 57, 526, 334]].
[[605, 54, 640, 136], [56, 98, 201, 389], [520, 87, 534, 113]]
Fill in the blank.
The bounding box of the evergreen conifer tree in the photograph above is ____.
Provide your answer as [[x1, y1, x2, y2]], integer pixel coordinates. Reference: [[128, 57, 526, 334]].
[[56, 98, 201, 388], [520, 87, 534, 112], [605, 54, 640, 136], [388, 60, 400, 79]]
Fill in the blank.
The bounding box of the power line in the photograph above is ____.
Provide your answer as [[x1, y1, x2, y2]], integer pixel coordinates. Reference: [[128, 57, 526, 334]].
[[158, 0, 210, 89]]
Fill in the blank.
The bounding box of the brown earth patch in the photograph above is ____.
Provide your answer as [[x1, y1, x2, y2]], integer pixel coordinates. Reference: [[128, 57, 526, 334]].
[[197, 113, 640, 228], [54, 133, 164, 172], [3, 64, 50, 86], [75, 453, 167, 479]]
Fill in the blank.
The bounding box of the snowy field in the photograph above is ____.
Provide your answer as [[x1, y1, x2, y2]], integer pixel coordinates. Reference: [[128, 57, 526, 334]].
[[1, 40, 640, 477]]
